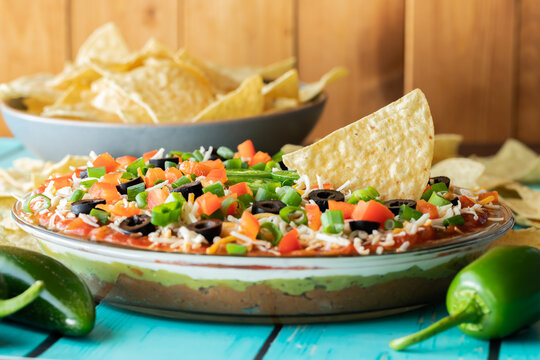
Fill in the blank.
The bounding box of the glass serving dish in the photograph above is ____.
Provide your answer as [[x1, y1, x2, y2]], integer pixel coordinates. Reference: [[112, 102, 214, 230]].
[[12, 200, 513, 324]]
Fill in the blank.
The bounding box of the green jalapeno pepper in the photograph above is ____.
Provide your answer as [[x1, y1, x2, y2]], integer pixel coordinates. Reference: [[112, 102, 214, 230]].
[[390, 245, 540, 350]]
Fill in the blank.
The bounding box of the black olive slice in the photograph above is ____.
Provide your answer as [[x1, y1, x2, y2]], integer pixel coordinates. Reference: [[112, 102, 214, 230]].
[[79, 169, 88, 179], [171, 180, 203, 199], [428, 176, 451, 189], [187, 219, 222, 243], [208, 148, 221, 161], [450, 196, 459, 206], [308, 189, 345, 212], [118, 215, 155, 236], [349, 220, 380, 234], [71, 199, 106, 216], [384, 199, 417, 216], [116, 177, 144, 195], [149, 157, 180, 170], [252, 200, 286, 215]]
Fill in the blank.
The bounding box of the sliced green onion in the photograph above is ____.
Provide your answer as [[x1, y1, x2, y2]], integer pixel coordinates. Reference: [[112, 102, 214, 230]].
[[238, 193, 254, 208], [168, 151, 183, 158], [166, 192, 186, 205], [320, 210, 344, 234], [69, 189, 85, 202], [257, 222, 283, 245], [201, 209, 224, 220], [221, 197, 242, 217], [226, 243, 247, 255], [23, 194, 51, 213], [217, 146, 235, 159], [270, 170, 300, 184], [126, 157, 145, 176], [203, 182, 225, 197], [181, 152, 194, 161], [421, 188, 434, 201], [87, 166, 106, 178], [151, 201, 182, 226], [241, 161, 249, 169], [224, 158, 243, 169], [255, 187, 274, 201], [249, 162, 266, 171], [192, 150, 204, 162], [121, 172, 136, 180], [80, 179, 98, 188], [279, 206, 308, 226], [127, 182, 146, 201], [153, 179, 165, 186], [428, 192, 451, 207], [348, 186, 380, 204], [384, 219, 403, 230], [89, 208, 109, 225], [165, 161, 177, 169], [399, 205, 423, 221], [136, 191, 148, 208], [271, 151, 284, 163], [443, 215, 465, 227], [279, 187, 302, 207], [431, 182, 448, 194], [171, 176, 191, 188], [264, 160, 281, 171]]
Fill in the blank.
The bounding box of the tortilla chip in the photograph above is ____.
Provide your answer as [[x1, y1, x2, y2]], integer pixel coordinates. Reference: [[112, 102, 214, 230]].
[[281, 144, 303, 154], [433, 134, 463, 164], [105, 60, 215, 123], [213, 57, 296, 84], [193, 75, 263, 122], [47, 63, 101, 91], [299, 67, 348, 103], [263, 69, 299, 100], [490, 228, 540, 249], [283, 89, 434, 200], [519, 158, 540, 183], [0, 73, 60, 104], [264, 97, 299, 113], [430, 158, 485, 189], [483, 139, 538, 182], [75, 22, 131, 66]]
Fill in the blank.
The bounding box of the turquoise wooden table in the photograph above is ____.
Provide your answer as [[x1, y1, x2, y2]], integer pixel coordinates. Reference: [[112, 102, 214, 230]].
[[0, 138, 539, 360]]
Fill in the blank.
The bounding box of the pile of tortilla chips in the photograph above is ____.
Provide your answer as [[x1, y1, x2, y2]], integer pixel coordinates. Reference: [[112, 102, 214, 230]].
[[0, 23, 347, 124], [431, 138, 540, 229], [0, 156, 89, 251]]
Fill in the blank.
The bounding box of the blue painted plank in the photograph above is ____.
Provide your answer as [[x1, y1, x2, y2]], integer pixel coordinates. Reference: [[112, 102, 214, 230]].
[[499, 321, 540, 360], [0, 320, 50, 357], [265, 304, 489, 360], [42, 303, 274, 360], [0, 137, 34, 168]]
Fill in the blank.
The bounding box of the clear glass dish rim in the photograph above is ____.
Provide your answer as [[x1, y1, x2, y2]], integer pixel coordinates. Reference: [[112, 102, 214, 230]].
[[12, 198, 514, 264]]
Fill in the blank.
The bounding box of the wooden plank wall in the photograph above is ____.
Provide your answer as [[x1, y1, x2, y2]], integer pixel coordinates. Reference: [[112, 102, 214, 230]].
[[0, 0, 539, 147]]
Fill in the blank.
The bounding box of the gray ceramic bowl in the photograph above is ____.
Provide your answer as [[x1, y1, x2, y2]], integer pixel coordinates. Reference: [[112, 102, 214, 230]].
[[1, 95, 325, 161]]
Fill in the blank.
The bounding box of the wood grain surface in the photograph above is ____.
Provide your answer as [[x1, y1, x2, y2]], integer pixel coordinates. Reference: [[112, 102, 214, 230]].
[[517, 0, 540, 143], [298, 0, 405, 143], [405, 0, 516, 144]]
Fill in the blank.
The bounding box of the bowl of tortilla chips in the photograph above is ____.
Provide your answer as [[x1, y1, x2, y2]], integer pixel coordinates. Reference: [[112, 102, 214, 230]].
[[0, 23, 346, 161]]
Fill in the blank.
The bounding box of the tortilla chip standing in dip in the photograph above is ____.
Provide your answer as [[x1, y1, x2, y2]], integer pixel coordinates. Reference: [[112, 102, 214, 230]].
[[283, 89, 434, 200]]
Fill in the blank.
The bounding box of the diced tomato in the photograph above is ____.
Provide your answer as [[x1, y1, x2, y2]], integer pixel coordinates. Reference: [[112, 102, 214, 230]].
[[147, 187, 169, 209], [221, 195, 239, 216], [478, 191, 499, 204], [64, 218, 96, 237], [45, 175, 72, 190], [164, 167, 184, 184], [228, 182, 252, 197], [111, 204, 141, 217], [197, 192, 222, 216], [249, 151, 271, 166], [328, 200, 356, 219], [201, 159, 225, 170], [352, 200, 394, 224], [240, 211, 260, 239], [116, 155, 137, 168], [179, 161, 211, 177], [305, 203, 322, 231], [323, 183, 334, 190], [101, 172, 122, 185], [143, 150, 158, 162], [416, 200, 439, 219], [237, 140, 256, 159], [278, 228, 301, 253], [206, 168, 227, 183], [93, 153, 119, 173], [459, 195, 476, 208], [144, 167, 166, 188], [89, 182, 122, 204]]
